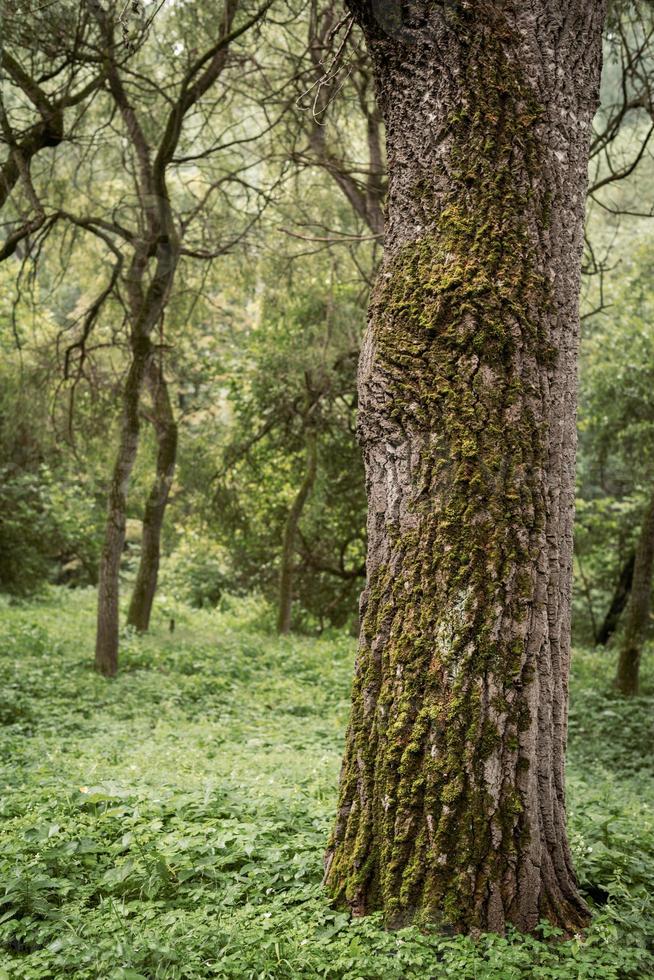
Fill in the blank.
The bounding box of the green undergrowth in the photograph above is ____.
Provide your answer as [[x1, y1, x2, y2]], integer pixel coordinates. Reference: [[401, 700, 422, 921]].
[[0, 588, 652, 978]]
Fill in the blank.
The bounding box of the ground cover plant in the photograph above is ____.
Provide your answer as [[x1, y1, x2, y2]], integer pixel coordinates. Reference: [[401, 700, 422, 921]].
[[0, 588, 652, 979]]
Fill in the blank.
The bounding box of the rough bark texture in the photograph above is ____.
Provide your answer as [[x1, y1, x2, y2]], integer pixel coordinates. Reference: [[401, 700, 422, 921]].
[[597, 551, 634, 646], [615, 492, 654, 696], [95, 337, 152, 676], [126, 359, 178, 633], [325, 0, 605, 935], [277, 430, 318, 634]]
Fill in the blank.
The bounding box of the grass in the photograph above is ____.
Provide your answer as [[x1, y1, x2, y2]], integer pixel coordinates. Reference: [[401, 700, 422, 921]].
[[0, 587, 652, 979]]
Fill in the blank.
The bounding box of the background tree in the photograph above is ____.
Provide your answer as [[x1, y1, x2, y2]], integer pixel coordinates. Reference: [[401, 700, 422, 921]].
[[125, 356, 178, 633], [1, 0, 281, 675], [575, 1, 654, 661], [579, 238, 654, 691], [616, 490, 654, 693], [87, 0, 277, 675]]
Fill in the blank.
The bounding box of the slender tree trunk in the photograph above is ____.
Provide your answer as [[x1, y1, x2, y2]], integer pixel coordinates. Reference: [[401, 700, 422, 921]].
[[277, 430, 318, 634], [597, 551, 634, 646], [325, 0, 605, 935], [575, 551, 598, 643], [95, 337, 152, 676], [94, 218, 178, 673], [615, 493, 654, 695], [126, 359, 178, 633]]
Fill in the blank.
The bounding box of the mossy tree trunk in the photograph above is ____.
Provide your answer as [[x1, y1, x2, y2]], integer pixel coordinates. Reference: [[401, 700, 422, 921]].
[[126, 358, 178, 634], [325, 0, 606, 935], [615, 491, 654, 695], [277, 428, 318, 634]]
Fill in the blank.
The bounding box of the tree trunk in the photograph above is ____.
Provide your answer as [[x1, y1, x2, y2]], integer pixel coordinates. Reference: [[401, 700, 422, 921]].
[[95, 338, 151, 676], [126, 359, 178, 633], [277, 430, 318, 634], [597, 551, 635, 646], [325, 1, 605, 935], [615, 492, 654, 695]]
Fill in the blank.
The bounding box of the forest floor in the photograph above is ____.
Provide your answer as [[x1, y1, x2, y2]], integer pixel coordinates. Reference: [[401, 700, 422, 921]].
[[0, 588, 653, 979]]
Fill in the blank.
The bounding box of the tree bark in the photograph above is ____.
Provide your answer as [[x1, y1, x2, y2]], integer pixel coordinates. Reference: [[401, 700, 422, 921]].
[[325, 0, 606, 935], [277, 429, 318, 634], [95, 337, 152, 676], [597, 551, 634, 646], [126, 358, 178, 633], [615, 492, 654, 695]]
